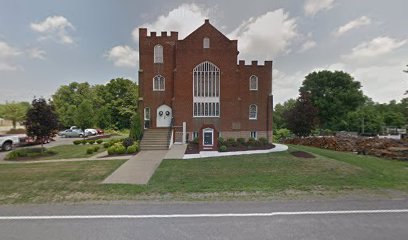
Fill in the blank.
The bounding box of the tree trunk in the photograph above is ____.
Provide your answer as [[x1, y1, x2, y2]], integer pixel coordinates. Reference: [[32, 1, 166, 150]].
[[41, 137, 44, 154], [12, 120, 16, 129]]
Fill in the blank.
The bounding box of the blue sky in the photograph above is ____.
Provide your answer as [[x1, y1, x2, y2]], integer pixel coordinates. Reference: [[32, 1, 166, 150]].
[[0, 0, 407, 104]]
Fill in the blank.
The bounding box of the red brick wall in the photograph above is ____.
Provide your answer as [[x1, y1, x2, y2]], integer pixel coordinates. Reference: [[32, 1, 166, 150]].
[[139, 20, 273, 142]]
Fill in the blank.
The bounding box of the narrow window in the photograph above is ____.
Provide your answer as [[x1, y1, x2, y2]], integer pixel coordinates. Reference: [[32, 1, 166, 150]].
[[144, 107, 151, 129], [154, 44, 163, 63], [249, 75, 258, 91], [250, 131, 257, 139], [153, 75, 165, 91], [249, 104, 257, 120], [203, 37, 210, 48], [193, 132, 199, 140]]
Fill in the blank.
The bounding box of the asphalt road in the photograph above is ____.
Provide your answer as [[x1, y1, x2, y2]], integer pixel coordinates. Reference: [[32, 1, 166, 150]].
[[0, 199, 407, 240]]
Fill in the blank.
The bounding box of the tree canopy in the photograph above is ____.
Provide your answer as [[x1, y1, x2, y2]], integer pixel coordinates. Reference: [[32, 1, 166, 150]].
[[52, 78, 138, 130], [25, 98, 58, 150], [300, 70, 365, 130], [283, 91, 319, 137], [0, 101, 30, 129]]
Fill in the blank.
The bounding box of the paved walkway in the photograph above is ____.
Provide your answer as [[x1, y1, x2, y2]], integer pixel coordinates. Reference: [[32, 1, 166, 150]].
[[103, 150, 168, 185], [164, 144, 187, 159], [183, 143, 288, 159]]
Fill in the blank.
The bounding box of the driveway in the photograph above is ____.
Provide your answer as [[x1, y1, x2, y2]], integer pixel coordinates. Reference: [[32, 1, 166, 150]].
[[0, 136, 81, 161]]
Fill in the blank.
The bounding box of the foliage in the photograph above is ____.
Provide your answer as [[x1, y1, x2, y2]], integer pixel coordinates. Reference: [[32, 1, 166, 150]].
[[236, 138, 246, 145], [247, 137, 257, 146], [273, 128, 292, 142], [226, 138, 238, 147], [192, 137, 199, 144], [129, 112, 143, 140], [126, 144, 139, 154], [259, 137, 269, 145], [103, 142, 110, 148], [122, 137, 134, 148], [88, 140, 95, 145], [284, 91, 319, 137], [273, 99, 296, 129], [81, 140, 87, 145], [219, 145, 227, 152], [52, 78, 138, 130], [73, 140, 81, 145], [86, 147, 95, 154], [0, 101, 30, 129], [74, 100, 94, 132], [5, 148, 56, 160], [107, 143, 127, 155], [96, 139, 103, 144], [300, 70, 365, 130], [218, 137, 225, 146], [25, 98, 59, 151]]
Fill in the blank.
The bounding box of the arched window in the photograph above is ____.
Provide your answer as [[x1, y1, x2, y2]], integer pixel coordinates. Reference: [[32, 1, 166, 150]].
[[249, 104, 257, 120], [249, 75, 258, 90], [203, 37, 210, 48], [153, 75, 165, 91], [154, 44, 163, 63], [193, 61, 220, 117]]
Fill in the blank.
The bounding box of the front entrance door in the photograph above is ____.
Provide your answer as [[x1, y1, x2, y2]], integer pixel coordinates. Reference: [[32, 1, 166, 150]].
[[156, 104, 172, 127]]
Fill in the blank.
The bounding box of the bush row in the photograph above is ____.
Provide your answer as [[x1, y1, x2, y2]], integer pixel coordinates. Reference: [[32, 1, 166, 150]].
[[5, 148, 56, 160], [73, 139, 103, 145], [107, 142, 139, 155], [218, 137, 269, 147]]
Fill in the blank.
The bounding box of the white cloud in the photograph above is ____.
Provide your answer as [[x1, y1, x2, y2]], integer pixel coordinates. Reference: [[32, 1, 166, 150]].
[[27, 48, 46, 60], [342, 37, 407, 63], [299, 40, 317, 53], [334, 16, 371, 37], [304, 0, 335, 16], [30, 16, 75, 44], [229, 9, 298, 60], [132, 3, 209, 42], [0, 41, 22, 71], [273, 69, 306, 104], [105, 45, 138, 67]]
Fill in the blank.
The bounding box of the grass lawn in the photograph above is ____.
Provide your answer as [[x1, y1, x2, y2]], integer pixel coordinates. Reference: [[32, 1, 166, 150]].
[[0, 145, 407, 203]]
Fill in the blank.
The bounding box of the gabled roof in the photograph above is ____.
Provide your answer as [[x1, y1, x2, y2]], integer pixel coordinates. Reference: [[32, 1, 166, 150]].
[[182, 19, 232, 42]]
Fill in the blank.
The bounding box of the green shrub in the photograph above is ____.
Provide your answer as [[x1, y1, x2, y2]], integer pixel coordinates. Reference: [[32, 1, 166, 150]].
[[86, 147, 95, 154], [73, 140, 81, 145], [92, 146, 100, 152], [88, 140, 95, 145], [126, 144, 138, 154], [219, 145, 227, 152], [218, 137, 225, 146], [5, 151, 21, 160], [116, 145, 126, 154], [81, 140, 87, 145], [247, 137, 256, 146], [226, 138, 238, 147], [107, 146, 116, 155], [96, 139, 103, 144], [103, 142, 110, 149], [259, 137, 269, 146], [192, 137, 199, 144], [236, 137, 246, 145]]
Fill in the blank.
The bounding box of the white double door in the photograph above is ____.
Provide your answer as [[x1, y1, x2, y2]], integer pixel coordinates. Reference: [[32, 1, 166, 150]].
[[156, 104, 172, 127]]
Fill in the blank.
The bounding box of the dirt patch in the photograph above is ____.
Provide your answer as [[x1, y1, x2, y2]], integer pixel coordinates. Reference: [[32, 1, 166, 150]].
[[290, 151, 315, 158]]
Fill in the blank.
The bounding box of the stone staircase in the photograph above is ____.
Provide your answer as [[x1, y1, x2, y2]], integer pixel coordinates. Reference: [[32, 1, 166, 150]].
[[140, 128, 171, 150]]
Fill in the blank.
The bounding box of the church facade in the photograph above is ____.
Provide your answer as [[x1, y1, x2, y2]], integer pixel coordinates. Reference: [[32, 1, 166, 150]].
[[138, 20, 273, 150]]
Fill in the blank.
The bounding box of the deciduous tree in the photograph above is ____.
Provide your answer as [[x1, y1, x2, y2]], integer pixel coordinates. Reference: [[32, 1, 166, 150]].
[[284, 91, 319, 137], [0, 102, 30, 129], [300, 70, 365, 130], [25, 98, 58, 152]]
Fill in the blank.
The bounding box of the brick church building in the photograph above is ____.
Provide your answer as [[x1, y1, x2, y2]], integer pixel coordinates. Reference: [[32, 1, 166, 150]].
[[138, 20, 273, 151]]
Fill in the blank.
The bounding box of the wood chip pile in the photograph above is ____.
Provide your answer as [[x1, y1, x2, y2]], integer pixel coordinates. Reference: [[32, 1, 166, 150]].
[[284, 136, 408, 161]]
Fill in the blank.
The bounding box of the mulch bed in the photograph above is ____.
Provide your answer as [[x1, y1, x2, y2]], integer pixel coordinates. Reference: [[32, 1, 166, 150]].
[[290, 151, 315, 158], [184, 143, 275, 154]]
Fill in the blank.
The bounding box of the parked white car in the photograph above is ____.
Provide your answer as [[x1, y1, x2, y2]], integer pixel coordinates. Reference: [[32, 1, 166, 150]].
[[0, 135, 21, 151], [84, 129, 98, 136]]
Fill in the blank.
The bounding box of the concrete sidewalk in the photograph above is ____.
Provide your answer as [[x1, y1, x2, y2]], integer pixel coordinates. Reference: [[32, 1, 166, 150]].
[[103, 150, 168, 185]]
